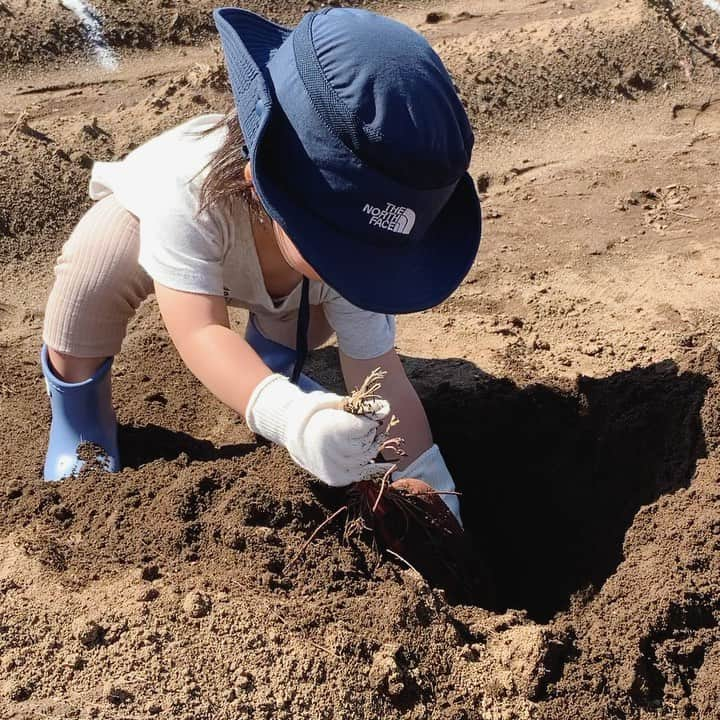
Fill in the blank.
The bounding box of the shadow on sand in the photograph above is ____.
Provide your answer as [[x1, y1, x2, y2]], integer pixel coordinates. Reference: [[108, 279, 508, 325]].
[[120, 347, 709, 622], [308, 348, 709, 622]]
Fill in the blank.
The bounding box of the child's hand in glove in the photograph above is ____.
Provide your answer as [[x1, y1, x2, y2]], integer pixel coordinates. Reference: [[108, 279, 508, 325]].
[[245, 374, 393, 486]]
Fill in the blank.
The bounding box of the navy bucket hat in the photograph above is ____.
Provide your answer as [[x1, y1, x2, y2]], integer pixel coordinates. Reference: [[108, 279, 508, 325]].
[[213, 6, 481, 314]]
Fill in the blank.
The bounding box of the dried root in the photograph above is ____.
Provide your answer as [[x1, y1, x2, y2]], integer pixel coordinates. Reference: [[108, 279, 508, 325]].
[[342, 367, 386, 415], [284, 368, 467, 596], [343, 367, 405, 467], [341, 474, 472, 601]]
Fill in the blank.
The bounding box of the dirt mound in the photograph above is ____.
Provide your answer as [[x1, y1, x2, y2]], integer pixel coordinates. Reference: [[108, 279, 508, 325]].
[[1, 313, 719, 718], [0, 323, 564, 718], [0, 60, 231, 262], [443, 0, 720, 131], [0, 119, 95, 261], [0, 0, 379, 68]]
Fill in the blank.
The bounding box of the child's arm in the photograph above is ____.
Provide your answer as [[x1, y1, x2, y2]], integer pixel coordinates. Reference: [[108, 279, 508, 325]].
[[155, 282, 390, 487], [155, 282, 271, 415], [339, 347, 432, 470], [340, 347, 462, 524]]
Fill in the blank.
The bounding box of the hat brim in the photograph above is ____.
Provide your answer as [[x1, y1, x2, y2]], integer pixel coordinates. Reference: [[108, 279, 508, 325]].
[[256, 123, 482, 314], [215, 8, 482, 315], [213, 8, 290, 150]]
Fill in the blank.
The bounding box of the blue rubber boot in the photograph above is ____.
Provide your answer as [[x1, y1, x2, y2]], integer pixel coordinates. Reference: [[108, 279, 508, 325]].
[[244, 316, 324, 393], [41, 345, 120, 481]]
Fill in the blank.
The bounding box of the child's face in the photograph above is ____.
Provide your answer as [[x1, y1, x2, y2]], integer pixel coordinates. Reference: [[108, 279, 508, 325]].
[[244, 161, 322, 282], [273, 221, 323, 282]]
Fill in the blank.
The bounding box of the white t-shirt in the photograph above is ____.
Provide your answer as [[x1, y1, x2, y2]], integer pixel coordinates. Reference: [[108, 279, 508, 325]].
[[88, 113, 395, 360]]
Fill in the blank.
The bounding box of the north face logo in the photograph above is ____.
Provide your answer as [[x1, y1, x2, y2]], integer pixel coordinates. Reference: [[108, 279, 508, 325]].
[[363, 202, 416, 235]]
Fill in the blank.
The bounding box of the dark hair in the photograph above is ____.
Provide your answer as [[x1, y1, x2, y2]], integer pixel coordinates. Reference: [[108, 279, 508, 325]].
[[193, 107, 257, 216]]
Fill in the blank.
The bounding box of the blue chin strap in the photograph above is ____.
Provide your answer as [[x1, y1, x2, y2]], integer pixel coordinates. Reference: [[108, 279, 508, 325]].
[[291, 276, 310, 384], [242, 133, 311, 386]]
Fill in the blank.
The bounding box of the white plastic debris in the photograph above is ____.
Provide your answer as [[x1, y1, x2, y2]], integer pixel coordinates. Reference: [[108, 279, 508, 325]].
[[60, 0, 119, 70]]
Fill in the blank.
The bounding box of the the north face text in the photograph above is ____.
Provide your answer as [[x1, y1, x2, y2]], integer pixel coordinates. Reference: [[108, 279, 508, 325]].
[[363, 203, 416, 235]]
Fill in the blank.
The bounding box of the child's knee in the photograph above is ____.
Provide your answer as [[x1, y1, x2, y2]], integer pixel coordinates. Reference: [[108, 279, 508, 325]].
[[53, 195, 147, 302], [44, 196, 152, 356]]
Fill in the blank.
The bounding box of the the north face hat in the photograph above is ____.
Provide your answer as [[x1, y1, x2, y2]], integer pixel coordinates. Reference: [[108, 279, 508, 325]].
[[214, 6, 481, 314]]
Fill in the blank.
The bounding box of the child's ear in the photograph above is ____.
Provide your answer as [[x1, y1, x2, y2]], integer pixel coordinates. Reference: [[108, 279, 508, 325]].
[[244, 162, 261, 206]]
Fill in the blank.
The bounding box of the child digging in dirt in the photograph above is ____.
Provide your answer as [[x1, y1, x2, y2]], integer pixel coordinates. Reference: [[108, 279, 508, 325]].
[[40, 7, 481, 533]]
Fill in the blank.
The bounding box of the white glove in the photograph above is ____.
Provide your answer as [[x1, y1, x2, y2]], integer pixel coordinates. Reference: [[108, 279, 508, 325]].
[[245, 374, 393, 487], [393, 444, 462, 526]]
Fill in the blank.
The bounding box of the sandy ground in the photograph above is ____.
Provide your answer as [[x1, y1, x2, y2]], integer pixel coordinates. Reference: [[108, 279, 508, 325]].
[[1, 0, 720, 718]]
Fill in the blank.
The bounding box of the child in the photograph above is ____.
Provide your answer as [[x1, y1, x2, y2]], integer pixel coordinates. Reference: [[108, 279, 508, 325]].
[[40, 7, 481, 526]]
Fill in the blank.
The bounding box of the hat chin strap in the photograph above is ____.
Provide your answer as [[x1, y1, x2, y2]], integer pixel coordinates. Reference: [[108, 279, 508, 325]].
[[291, 276, 311, 385]]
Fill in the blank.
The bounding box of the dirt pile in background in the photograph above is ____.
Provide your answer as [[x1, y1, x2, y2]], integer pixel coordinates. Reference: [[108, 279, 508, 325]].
[[1, 0, 720, 718], [3, 0, 719, 263], [0, 59, 231, 261], [0, 0, 375, 67], [442, 0, 720, 130]]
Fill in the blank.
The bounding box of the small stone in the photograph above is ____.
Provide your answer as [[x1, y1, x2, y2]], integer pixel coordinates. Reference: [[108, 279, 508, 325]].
[[140, 564, 160, 581], [63, 652, 84, 669], [476, 172, 491, 194], [369, 643, 405, 696], [5, 484, 22, 500], [253, 526, 280, 544], [104, 682, 132, 706], [582, 343, 603, 356], [425, 10, 449, 23], [387, 674, 405, 697], [235, 672, 252, 691], [69, 151, 93, 169], [53, 504, 73, 522], [72, 617, 103, 647], [5, 680, 31, 701], [530, 334, 550, 351], [182, 590, 211, 618], [136, 587, 160, 602], [222, 528, 246, 551]]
